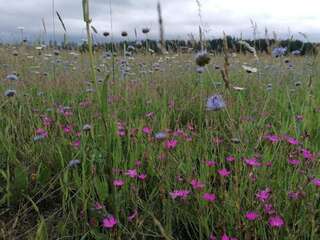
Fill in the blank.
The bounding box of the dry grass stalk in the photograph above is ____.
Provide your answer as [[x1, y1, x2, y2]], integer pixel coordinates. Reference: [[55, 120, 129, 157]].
[[221, 32, 230, 89], [239, 40, 259, 61], [265, 27, 270, 54], [157, 1, 165, 53]]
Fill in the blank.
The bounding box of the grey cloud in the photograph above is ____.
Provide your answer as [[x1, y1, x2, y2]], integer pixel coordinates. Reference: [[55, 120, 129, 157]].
[[0, 0, 319, 42]]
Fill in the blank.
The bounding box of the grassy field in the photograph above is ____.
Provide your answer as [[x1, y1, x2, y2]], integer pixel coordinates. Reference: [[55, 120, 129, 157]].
[[0, 44, 319, 239]]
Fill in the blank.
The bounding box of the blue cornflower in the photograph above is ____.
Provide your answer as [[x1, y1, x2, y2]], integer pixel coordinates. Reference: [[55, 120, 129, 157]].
[[272, 47, 287, 57], [33, 135, 45, 142], [291, 50, 301, 56], [155, 132, 167, 140], [6, 74, 18, 81], [206, 95, 226, 111], [68, 159, 81, 168], [4, 89, 16, 97]]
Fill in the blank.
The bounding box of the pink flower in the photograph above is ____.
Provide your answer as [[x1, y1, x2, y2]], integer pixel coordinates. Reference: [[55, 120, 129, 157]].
[[169, 189, 190, 200], [58, 106, 73, 117], [125, 169, 138, 178], [117, 130, 126, 137], [218, 168, 231, 177], [245, 211, 259, 221], [301, 149, 314, 160], [191, 179, 205, 190], [285, 136, 299, 145], [142, 127, 152, 134], [95, 202, 104, 210], [226, 156, 235, 162], [256, 188, 271, 202], [102, 215, 117, 229], [206, 161, 216, 167], [212, 137, 223, 145], [79, 100, 91, 108], [288, 191, 303, 200], [311, 178, 320, 187], [173, 129, 184, 137], [138, 174, 147, 180], [209, 234, 217, 240], [62, 125, 73, 134], [265, 134, 280, 143], [128, 209, 138, 222], [264, 204, 275, 215], [165, 139, 177, 150], [113, 179, 124, 188], [268, 215, 285, 228], [36, 128, 48, 137], [71, 140, 81, 149], [288, 159, 300, 165], [221, 233, 230, 240], [202, 193, 216, 202], [245, 157, 261, 167], [145, 112, 154, 118], [135, 160, 142, 167], [42, 116, 53, 127]]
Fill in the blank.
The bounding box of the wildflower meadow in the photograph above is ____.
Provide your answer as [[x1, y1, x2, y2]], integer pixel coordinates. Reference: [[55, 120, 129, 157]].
[[0, 0, 320, 239]]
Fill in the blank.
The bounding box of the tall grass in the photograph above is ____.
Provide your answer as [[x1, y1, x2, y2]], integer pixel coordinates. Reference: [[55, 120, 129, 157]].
[[0, 3, 320, 240]]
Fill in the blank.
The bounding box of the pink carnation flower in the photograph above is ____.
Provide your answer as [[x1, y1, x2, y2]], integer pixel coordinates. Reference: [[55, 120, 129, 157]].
[[245, 211, 259, 221], [102, 215, 117, 229], [268, 215, 285, 228], [202, 193, 216, 202]]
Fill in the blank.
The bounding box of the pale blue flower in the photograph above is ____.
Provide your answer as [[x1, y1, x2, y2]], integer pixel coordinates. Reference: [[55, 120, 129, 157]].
[[155, 132, 167, 140], [272, 47, 287, 57], [206, 95, 226, 111], [4, 89, 16, 97], [291, 50, 301, 56], [6, 74, 18, 81], [68, 159, 81, 168]]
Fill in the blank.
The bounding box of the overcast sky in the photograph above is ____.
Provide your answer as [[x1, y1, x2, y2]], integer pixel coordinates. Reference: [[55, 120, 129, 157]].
[[0, 0, 320, 42]]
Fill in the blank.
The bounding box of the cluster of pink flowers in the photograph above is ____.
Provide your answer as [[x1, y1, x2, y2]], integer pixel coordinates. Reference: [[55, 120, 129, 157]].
[[169, 190, 190, 200], [164, 139, 178, 149], [117, 121, 126, 137], [35, 128, 48, 138]]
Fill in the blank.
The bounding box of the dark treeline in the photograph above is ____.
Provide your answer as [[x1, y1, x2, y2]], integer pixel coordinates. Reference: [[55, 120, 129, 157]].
[[78, 36, 317, 55], [3, 36, 317, 55]]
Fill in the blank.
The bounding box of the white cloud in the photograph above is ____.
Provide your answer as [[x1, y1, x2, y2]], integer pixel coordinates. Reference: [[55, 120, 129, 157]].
[[0, 0, 319, 42]]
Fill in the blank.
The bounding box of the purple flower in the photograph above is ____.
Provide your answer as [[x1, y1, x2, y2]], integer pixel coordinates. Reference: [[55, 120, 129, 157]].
[[125, 169, 138, 178], [265, 134, 280, 143], [218, 168, 231, 177], [301, 149, 314, 160], [311, 178, 320, 187], [256, 188, 271, 202], [285, 136, 299, 145], [113, 179, 124, 188], [245, 211, 259, 221], [291, 50, 301, 56], [155, 131, 167, 140], [288, 159, 300, 166], [165, 140, 177, 149], [272, 47, 287, 57], [288, 191, 303, 200], [245, 157, 261, 167], [206, 95, 226, 111], [202, 193, 216, 202], [128, 209, 138, 222], [264, 204, 275, 215], [268, 215, 285, 228], [102, 215, 117, 229], [191, 179, 205, 190], [169, 189, 190, 200]]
